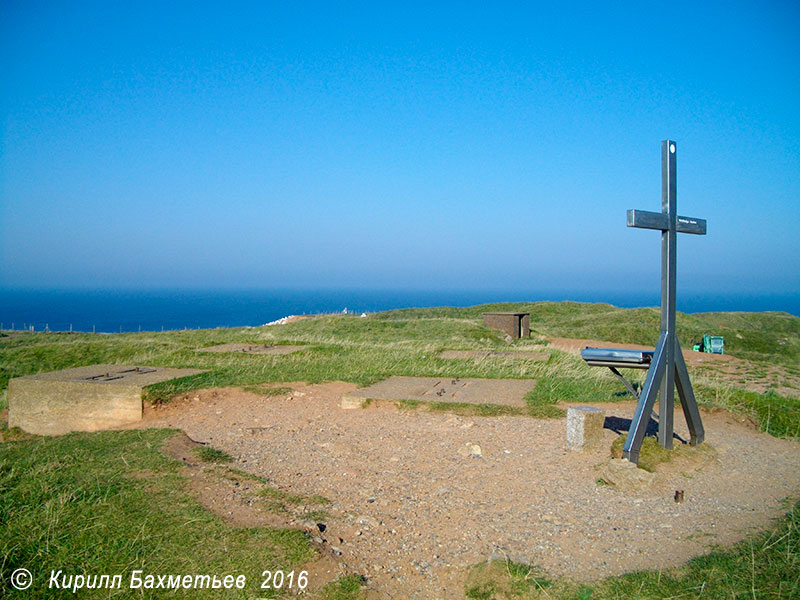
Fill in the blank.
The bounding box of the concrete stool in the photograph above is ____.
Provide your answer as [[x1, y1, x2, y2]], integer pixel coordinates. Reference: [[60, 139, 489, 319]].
[[566, 406, 606, 450]]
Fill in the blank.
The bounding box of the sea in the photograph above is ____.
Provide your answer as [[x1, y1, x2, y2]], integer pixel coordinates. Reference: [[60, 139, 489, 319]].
[[1, 288, 798, 334]]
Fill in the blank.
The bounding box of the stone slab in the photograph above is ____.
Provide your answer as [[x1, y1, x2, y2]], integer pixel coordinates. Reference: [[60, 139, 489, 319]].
[[8, 364, 204, 435], [340, 396, 366, 410], [196, 343, 306, 355], [341, 376, 536, 409], [438, 350, 548, 361], [566, 405, 606, 450], [601, 458, 656, 491]]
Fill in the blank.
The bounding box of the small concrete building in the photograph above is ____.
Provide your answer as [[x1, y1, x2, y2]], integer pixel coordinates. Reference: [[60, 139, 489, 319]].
[[482, 312, 531, 339]]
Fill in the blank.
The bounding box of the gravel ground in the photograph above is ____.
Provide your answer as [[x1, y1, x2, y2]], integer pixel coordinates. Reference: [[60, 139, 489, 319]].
[[142, 382, 800, 599]]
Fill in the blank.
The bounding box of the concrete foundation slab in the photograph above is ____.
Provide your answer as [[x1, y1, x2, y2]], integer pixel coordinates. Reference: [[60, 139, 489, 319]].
[[196, 344, 306, 355], [341, 376, 536, 409], [8, 364, 204, 435]]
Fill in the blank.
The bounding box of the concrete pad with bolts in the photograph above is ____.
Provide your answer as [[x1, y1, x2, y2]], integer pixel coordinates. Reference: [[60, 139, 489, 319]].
[[438, 350, 548, 361], [566, 405, 606, 450], [8, 364, 205, 435], [340, 376, 536, 409], [196, 344, 307, 355]]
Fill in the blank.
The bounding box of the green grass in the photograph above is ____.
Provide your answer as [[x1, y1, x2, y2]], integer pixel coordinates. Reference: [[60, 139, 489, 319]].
[[209, 465, 330, 520], [464, 500, 800, 599], [258, 486, 308, 513], [0, 429, 314, 598], [3, 304, 797, 438], [195, 445, 234, 463], [318, 574, 366, 600], [428, 401, 524, 417], [697, 384, 800, 439], [466, 560, 553, 599], [608, 435, 717, 473], [609, 435, 674, 472], [374, 301, 800, 366], [241, 385, 294, 397], [2, 303, 797, 444]]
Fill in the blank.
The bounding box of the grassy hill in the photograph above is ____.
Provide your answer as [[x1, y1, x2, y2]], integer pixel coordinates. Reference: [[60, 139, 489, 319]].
[[4, 300, 796, 436]]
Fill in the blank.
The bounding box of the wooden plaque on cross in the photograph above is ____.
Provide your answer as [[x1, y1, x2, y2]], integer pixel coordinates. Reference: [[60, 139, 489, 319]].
[[623, 140, 706, 463]]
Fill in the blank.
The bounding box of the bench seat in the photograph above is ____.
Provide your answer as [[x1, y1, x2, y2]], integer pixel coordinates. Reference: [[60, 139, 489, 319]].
[[580, 347, 653, 369], [581, 347, 655, 401]]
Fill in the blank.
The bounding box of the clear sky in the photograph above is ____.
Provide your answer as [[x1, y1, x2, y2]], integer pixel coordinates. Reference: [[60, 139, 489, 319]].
[[2, 1, 799, 298]]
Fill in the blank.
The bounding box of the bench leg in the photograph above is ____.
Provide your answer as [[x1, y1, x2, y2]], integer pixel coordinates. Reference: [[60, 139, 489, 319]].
[[609, 366, 640, 399]]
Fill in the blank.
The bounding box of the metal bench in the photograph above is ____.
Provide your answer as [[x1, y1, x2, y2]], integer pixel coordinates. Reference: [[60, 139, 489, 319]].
[[581, 347, 654, 400]]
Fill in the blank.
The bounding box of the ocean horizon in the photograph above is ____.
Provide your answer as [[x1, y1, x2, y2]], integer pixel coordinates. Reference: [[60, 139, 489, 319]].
[[1, 287, 798, 334]]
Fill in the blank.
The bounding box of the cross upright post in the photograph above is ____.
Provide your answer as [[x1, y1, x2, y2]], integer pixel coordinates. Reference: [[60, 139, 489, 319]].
[[623, 140, 706, 464]]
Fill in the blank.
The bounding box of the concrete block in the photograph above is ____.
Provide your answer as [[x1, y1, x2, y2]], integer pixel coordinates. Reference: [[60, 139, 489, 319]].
[[340, 395, 366, 409], [566, 405, 606, 450], [8, 365, 204, 435]]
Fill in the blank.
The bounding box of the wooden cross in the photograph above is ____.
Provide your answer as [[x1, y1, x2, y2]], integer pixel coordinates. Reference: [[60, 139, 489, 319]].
[[623, 140, 706, 463]]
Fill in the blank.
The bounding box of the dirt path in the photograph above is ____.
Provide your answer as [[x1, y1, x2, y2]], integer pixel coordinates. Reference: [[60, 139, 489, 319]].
[[141, 382, 800, 599]]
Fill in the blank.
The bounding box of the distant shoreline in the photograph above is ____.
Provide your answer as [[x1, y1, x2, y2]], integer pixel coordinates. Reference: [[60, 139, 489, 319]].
[[1, 287, 798, 334]]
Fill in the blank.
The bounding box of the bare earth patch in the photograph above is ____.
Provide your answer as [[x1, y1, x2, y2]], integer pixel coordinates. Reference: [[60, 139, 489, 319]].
[[160, 430, 349, 595], [162, 432, 291, 529], [142, 382, 800, 599]]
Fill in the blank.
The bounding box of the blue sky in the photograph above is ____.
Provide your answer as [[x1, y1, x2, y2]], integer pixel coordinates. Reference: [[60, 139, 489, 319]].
[[2, 1, 799, 298]]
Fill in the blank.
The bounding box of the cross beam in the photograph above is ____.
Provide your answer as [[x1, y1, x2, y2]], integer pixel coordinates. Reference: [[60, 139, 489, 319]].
[[623, 140, 706, 464]]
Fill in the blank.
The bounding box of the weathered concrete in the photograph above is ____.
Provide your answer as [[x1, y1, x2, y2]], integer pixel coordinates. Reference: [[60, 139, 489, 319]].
[[196, 344, 306, 355], [341, 376, 536, 409], [340, 396, 366, 410], [566, 405, 606, 450], [438, 350, 547, 361], [8, 365, 204, 435], [601, 458, 656, 491], [482, 312, 530, 339]]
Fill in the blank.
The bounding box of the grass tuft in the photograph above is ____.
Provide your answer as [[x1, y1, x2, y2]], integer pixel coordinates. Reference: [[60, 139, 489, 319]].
[[195, 445, 233, 463], [465, 559, 552, 599], [319, 574, 367, 600], [241, 385, 294, 397], [609, 436, 717, 473]]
